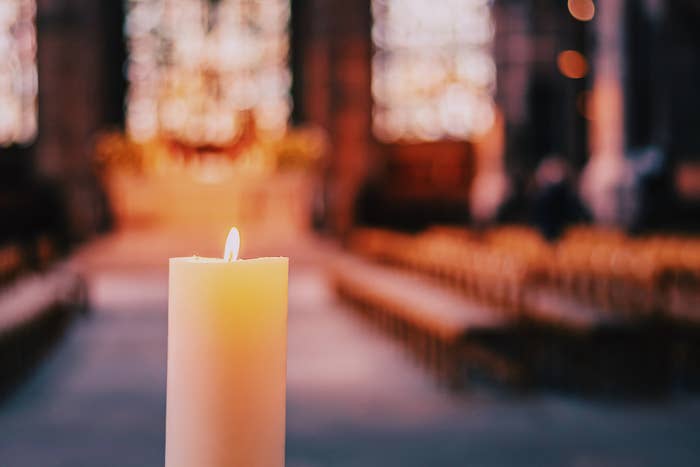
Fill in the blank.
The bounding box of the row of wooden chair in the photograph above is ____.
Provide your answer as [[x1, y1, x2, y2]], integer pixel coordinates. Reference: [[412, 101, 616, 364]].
[[547, 228, 700, 320], [349, 227, 542, 314], [348, 226, 700, 323]]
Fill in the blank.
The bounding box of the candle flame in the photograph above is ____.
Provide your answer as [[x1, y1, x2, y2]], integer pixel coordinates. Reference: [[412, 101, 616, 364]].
[[224, 227, 240, 261]]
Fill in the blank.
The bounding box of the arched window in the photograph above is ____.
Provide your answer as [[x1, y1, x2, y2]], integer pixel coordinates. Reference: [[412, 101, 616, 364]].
[[125, 0, 291, 144], [0, 0, 37, 146], [371, 0, 495, 142]]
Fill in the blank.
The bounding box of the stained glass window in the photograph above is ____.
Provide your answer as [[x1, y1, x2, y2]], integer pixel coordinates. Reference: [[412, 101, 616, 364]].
[[371, 0, 496, 142], [0, 0, 37, 146], [125, 0, 291, 144]]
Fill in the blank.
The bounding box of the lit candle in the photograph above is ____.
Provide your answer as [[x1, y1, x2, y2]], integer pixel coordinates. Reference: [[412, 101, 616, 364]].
[[166, 228, 288, 467]]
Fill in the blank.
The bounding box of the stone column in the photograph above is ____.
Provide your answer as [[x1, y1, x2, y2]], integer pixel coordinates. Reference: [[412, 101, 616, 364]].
[[326, 0, 373, 234], [580, 0, 628, 225]]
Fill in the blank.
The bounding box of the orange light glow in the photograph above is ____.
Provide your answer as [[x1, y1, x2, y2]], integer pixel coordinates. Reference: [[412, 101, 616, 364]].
[[558, 50, 588, 79], [568, 0, 595, 22]]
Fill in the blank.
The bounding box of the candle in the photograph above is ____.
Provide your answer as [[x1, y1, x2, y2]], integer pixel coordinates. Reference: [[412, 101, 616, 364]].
[[166, 228, 288, 467]]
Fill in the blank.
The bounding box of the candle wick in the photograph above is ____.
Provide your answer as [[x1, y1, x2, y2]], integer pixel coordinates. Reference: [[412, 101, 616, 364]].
[[223, 227, 240, 262]]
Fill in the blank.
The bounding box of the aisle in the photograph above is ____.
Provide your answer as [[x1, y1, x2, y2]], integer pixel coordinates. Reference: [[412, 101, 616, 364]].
[[0, 230, 699, 467]]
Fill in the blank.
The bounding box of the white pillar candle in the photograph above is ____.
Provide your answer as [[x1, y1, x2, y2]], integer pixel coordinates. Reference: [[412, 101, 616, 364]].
[[166, 228, 288, 467]]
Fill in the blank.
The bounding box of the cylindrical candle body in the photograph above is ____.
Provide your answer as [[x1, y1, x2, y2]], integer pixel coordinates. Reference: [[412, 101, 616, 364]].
[[166, 257, 288, 467]]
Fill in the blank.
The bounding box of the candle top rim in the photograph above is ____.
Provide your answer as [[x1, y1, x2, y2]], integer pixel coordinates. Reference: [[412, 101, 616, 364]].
[[170, 256, 288, 264]]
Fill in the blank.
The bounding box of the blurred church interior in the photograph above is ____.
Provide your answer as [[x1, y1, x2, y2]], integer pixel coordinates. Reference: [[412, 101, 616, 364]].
[[1, 1, 700, 466]]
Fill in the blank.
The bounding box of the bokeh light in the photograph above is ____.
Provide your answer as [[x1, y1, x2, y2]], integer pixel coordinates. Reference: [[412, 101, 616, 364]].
[[0, 0, 37, 146], [371, 0, 496, 142], [125, 0, 291, 144], [568, 0, 595, 22], [557, 50, 588, 79]]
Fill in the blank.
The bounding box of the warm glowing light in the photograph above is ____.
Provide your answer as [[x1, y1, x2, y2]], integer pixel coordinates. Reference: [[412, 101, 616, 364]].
[[558, 50, 588, 79], [125, 0, 291, 144], [371, 0, 496, 142], [568, 0, 595, 22], [0, 0, 37, 146]]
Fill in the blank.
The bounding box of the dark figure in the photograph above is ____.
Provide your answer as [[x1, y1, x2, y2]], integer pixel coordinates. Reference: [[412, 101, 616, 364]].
[[531, 157, 590, 240]]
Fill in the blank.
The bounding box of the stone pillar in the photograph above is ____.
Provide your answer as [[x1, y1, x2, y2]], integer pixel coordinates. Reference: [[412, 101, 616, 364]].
[[580, 0, 628, 225], [35, 0, 121, 239], [326, 0, 373, 234], [295, 0, 373, 234]]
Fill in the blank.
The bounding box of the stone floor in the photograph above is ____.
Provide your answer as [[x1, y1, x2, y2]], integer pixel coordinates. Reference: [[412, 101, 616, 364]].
[[1, 228, 700, 466]]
